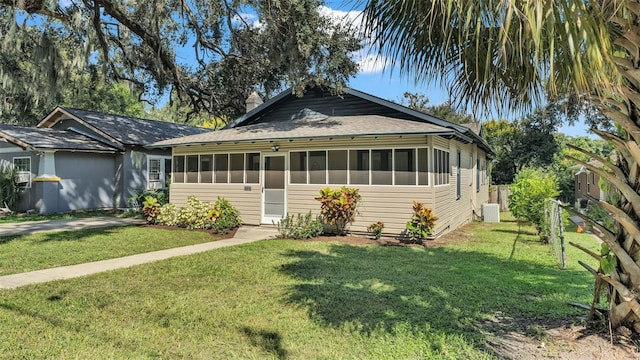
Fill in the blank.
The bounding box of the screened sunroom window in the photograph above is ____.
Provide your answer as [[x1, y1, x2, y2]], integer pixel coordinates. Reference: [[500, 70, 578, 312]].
[[395, 149, 416, 185], [214, 154, 229, 183], [186, 155, 199, 183], [290, 151, 307, 184], [349, 150, 369, 185], [328, 150, 348, 184], [309, 151, 327, 184]]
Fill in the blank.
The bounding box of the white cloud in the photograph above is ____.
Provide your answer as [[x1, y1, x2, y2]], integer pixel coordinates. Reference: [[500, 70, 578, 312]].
[[318, 5, 389, 75], [232, 12, 263, 29], [354, 53, 387, 74]]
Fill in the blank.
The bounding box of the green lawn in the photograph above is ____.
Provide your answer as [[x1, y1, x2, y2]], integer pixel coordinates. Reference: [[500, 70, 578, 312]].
[[0, 217, 600, 359], [0, 227, 221, 275]]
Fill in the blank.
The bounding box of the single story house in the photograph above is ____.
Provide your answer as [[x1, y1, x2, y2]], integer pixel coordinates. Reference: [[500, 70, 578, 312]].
[[152, 87, 494, 236], [0, 107, 208, 213]]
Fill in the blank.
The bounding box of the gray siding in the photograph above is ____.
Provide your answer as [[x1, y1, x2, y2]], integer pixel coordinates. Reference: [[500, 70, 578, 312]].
[[247, 91, 417, 126], [119, 147, 173, 207], [55, 152, 116, 212], [0, 149, 39, 211]]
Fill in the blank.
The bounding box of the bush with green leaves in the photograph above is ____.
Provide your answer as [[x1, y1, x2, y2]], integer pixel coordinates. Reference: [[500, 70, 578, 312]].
[[209, 197, 242, 234], [315, 186, 361, 235], [367, 221, 385, 240], [508, 168, 560, 239], [156, 203, 179, 226], [129, 189, 168, 210], [404, 201, 438, 243], [0, 160, 20, 208], [275, 212, 323, 239], [178, 196, 215, 229]]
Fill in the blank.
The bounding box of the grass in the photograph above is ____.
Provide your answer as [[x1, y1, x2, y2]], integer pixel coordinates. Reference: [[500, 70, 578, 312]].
[[0, 216, 601, 359], [0, 209, 139, 224], [0, 227, 222, 275]]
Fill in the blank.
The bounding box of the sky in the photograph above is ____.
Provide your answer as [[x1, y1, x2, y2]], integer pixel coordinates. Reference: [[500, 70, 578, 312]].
[[321, 1, 593, 138]]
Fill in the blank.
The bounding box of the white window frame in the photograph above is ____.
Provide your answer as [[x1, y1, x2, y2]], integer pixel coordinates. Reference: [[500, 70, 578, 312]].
[[13, 156, 31, 188], [147, 155, 171, 189]]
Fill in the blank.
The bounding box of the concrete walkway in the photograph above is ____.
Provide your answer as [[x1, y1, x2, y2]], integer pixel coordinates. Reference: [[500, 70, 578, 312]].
[[0, 221, 278, 289], [0, 216, 146, 237]]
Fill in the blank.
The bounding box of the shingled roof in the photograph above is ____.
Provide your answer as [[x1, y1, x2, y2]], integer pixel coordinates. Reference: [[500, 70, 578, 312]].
[[0, 124, 119, 152], [152, 113, 455, 147], [151, 86, 494, 156], [38, 107, 210, 146]]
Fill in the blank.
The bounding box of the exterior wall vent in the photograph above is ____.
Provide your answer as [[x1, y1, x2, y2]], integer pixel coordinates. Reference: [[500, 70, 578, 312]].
[[482, 203, 500, 223]]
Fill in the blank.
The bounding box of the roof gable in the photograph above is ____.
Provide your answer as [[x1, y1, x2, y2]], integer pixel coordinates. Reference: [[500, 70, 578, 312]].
[[0, 124, 120, 152], [228, 87, 493, 155], [38, 107, 209, 146]]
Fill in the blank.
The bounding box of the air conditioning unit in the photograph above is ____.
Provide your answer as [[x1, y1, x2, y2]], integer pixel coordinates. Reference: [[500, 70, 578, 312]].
[[482, 203, 500, 223], [15, 172, 30, 184]]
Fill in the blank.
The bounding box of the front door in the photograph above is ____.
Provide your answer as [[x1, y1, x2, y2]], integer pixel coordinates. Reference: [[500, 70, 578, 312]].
[[262, 154, 286, 224]]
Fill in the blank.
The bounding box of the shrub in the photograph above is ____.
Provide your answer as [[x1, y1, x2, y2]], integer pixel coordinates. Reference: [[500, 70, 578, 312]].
[[315, 186, 361, 235], [129, 189, 168, 210], [156, 203, 179, 226], [508, 168, 560, 239], [178, 196, 215, 229], [210, 197, 242, 234], [0, 160, 20, 208], [142, 196, 161, 224], [404, 201, 438, 243], [275, 212, 323, 239], [367, 221, 384, 240]]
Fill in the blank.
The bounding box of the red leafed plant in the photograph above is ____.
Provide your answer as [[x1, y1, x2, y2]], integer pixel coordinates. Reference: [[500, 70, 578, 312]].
[[315, 186, 361, 235]]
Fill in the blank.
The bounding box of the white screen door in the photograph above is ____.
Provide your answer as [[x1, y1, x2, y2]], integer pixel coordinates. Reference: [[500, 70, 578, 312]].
[[262, 154, 286, 223]]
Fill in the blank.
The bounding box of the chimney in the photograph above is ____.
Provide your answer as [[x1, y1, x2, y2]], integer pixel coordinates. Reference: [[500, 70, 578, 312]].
[[245, 91, 263, 113]]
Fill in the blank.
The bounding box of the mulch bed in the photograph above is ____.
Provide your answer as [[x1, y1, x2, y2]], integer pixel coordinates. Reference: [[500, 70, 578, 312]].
[[142, 224, 238, 239]]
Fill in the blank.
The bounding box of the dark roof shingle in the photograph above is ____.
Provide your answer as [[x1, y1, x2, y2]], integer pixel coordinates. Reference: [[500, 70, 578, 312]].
[[0, 124, 119, 152], [60, 108, 210, 146]]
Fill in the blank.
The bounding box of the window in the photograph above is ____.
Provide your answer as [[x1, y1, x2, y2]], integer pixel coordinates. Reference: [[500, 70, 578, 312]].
[[395, 149, 416, 185], [371, 149, 392, 185], [215, 154, 229, 183], [230, 154, 244, 183], [309, 151, 327, 184], [349, 150, 369, 185], [418, 148, 428, 185], [200, 155, 213, 183], [456, 151, 462, 199], [186, 155, 199, 183], [173, 156, 185, 183], [13, 157, 31, 187], [148, 159, 161, 181], [147, 156, 172, 189], [290, 151, 307, 184], [328, 150, 348, 184], [246, 153, 260, 183], [476, 158, 480, 192], [434, 148, 450, 186]]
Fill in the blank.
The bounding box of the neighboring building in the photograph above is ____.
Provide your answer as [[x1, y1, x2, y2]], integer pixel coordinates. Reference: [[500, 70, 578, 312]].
[[152, 87, 494, 237], [0, 107, 208, 213], [573, 159, 612, 211]]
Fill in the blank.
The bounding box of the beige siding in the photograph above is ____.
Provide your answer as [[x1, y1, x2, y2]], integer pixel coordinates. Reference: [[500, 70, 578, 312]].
[[170, 183, 261, 225], [288, 185, 435, 234]]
